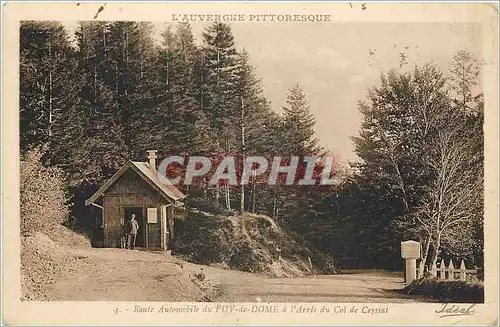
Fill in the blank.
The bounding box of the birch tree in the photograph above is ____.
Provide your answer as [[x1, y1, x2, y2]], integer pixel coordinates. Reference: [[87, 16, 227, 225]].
[[415, 107, 483, 268], [353, 63, 483, 268]]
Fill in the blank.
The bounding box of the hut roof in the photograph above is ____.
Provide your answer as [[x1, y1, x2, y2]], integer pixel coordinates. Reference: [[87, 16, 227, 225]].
[[85, 160, 186, 206]]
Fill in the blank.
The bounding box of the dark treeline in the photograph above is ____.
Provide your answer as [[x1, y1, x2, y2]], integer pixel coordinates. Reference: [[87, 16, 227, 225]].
[[20, 21, 483, 272], [20, 21, 330, 237]]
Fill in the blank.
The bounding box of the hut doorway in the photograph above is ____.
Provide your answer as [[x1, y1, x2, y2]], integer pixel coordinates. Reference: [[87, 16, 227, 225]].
[[123, 206, 146, 248]]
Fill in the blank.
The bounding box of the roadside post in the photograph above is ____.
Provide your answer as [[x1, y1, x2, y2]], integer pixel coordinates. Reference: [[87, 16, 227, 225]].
[[401, 240, 420, 285]]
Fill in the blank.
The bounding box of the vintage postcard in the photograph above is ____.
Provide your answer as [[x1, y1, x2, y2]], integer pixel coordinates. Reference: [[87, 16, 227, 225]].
[[2, 1, 499, 325]]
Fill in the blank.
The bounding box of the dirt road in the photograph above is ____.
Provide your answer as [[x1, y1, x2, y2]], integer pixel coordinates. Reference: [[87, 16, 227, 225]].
[[212, 274, 422, 303], [47, 247, 422, 302]]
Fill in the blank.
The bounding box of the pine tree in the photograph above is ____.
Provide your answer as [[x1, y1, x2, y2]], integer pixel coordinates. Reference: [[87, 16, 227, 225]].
[[232, 50, 268, 212], [198, 22, 241, 208], [151, 24, 217, 158], [175, 23, 217, 156], [175, 22, 197, 64], [20, 21, 77, 153], [282, 84, 321, 156], [102, 21, 158, 159], [448, 49, 482, 114], [201, 22, 240, 148], [74, 21, 129, 186]]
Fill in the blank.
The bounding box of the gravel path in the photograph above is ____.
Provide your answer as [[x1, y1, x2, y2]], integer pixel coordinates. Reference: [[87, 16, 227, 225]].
[[47, 248, 208, 301], [42, 246, 427, 302]]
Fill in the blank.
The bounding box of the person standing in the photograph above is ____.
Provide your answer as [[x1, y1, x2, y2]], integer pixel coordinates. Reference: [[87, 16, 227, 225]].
[[127, 214, 139, 250]]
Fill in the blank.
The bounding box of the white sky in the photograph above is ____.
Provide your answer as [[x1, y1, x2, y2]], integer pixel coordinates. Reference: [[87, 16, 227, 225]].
[[63, 21, 483, 163]]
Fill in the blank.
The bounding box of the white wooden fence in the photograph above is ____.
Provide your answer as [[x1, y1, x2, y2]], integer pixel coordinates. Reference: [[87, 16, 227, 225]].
[[417, 259, 478, 282]]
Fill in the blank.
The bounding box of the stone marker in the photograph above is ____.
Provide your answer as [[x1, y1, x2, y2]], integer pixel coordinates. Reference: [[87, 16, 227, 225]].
[[401, 240, 420, 285]]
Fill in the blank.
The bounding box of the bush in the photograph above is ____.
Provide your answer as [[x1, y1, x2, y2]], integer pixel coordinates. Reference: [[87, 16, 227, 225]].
[[173, 211, 235, 264], [402, 277, 484, 303], [20, 147, 69, 235], [228, 242, 271, 273]]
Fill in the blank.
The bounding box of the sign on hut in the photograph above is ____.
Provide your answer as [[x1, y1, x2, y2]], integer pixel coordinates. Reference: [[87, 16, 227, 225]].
[[85, 150, 186, 250]]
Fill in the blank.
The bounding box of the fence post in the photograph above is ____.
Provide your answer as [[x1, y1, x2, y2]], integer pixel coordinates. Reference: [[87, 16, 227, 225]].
[[448, 259, 455, 281], [440, 259, 446, 280], [431, 261, 437, 277], [460, 259, 466, 281]]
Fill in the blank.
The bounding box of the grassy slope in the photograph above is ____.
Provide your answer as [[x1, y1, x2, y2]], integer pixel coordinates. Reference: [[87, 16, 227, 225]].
[[20, 228, 91, 301], [173, 210, 337, 277]]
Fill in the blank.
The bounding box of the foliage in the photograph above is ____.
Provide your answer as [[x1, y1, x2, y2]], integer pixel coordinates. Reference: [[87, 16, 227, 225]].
[[401, 277, 484, 303], [20, 147, 69, 235], [173, 211, 236, 265]]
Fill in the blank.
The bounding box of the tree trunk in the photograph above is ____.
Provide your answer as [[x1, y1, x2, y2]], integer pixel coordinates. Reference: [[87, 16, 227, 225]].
[[420, 233, 432, 277], [251, 170, 257, 213], [215, 183, 220, 206], [225, 184, 230, 210], [47, 40, 53, 138], [48, 58, 53, 137], [272, 194, 278, 223], [115, 61, 119, 95], [430, 234, 441, 268], [240, 184, 245, 214], [240, 98, 245, 214], [272, 197, 276, 217], [421, 233, 432, 266], [103, 27, 106, 48], [122, 30, 128, 96], [224, 140, 231, 211], [203, 177, 208, 198]]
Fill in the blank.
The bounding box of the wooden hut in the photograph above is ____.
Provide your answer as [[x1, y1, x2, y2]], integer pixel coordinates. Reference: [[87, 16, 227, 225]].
[[85, 150, 186, 250]]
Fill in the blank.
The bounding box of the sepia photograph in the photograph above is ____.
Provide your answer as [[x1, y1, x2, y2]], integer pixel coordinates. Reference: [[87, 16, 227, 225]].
[[2, 1, 498, 325]]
